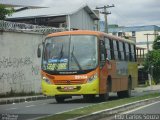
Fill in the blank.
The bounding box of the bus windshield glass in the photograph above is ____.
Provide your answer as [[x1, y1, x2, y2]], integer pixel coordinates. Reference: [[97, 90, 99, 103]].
[[42, 35, 98, 72]]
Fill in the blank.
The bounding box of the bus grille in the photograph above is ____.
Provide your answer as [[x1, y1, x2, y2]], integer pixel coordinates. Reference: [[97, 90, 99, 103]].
[[53, 80, 85, 85]]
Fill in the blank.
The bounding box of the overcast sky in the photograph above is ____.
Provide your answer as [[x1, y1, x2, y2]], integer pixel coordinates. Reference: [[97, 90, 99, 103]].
[[1, 0, 160, 26]]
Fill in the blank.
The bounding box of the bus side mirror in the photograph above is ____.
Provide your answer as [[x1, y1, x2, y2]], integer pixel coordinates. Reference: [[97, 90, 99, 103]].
[[37, 47, 41, 58], [37, 43, 43, 58]]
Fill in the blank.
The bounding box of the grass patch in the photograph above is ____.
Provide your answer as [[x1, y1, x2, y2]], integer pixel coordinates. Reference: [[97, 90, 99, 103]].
[[137, 84, 148, 88], [39, 92, 160, 120]]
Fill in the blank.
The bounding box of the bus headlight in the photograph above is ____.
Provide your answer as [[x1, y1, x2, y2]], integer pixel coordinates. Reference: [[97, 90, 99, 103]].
[[42, 77, 52, 84], [87, 73, 98, 83]]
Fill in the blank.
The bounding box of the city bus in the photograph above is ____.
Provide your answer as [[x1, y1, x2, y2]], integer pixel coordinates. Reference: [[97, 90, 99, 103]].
[[37, 30, 138, 103]]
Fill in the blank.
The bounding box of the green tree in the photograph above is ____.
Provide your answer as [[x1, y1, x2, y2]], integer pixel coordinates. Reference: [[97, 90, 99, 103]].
[[144, 36, 160, 84], [0, 4, 14, 20], [152, 35, 160, 50]]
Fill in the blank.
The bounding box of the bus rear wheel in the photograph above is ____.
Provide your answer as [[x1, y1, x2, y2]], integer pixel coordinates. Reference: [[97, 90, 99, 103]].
[[55, 96, 65, 103], [99, 93, 109, 101], [117, 77, 132, 98]]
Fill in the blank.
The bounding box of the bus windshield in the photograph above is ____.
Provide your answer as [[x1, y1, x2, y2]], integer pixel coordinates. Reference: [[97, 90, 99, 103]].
[[42, 35, 98, 73]]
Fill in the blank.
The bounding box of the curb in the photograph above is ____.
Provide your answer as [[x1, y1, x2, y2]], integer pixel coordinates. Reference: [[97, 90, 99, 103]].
[[71, 96, 160, 120], [0, 95, 54, 105]]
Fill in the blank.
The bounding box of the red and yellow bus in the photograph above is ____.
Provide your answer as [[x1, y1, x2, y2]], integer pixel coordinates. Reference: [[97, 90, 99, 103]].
[[37, 30, 138, 103]]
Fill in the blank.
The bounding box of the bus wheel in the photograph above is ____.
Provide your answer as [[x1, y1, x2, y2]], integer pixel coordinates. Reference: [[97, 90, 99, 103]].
[[117, 91, 125, 98], [55, 96, 65, 103], [83, 95, 95, 102], [124, 76, 132, 97], [99, 93, 109, 101], [117, 77, 132, 98]]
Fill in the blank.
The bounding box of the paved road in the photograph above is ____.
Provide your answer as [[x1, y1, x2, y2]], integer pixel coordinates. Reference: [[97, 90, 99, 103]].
[[0, 94, 123, 120], [129, 101, 160, 114], [0, 96, 95, 120], [0, 89, 159, 120], [114, 101, 160, 120]]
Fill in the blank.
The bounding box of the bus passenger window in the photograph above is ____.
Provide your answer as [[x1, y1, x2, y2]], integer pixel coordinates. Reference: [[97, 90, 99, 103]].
[[116, 41, 121, 60], [119, 42, 125, 60], [123, 42, 126, 61], [100, 40, 106, 61], [105, 38, 111, 60], [125, 43, 130, 61], [109, 39, 114, 60], [131, 44, 135, 61], [113, 40, 119, 60]]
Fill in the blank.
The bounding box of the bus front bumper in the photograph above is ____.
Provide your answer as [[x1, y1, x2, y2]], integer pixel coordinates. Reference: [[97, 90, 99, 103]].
[[41, 80, 99, 96]]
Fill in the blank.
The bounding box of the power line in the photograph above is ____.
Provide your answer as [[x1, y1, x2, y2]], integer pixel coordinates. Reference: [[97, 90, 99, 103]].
[[96, 4, 115, 33]]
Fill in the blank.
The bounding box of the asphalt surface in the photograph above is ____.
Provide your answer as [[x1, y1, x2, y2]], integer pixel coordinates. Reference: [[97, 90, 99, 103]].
[[113, 101, 160, 120], [0, 87, 159, 120], [130, 101, 160, 114], [0, 94, 124, 120], [0, 96, 94, 120]]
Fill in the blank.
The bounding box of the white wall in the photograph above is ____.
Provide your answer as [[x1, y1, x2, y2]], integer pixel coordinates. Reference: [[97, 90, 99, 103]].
[[0, 31, 44, 94]]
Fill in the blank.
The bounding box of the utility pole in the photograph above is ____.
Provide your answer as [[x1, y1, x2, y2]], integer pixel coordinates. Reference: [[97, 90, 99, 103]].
[[96, 4, 115, 33], [144, 33, 158, 86], [144, 33, 158, 52]]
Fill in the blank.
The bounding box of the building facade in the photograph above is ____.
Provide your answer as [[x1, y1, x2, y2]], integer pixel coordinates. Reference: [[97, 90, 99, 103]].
[[100, 21, 160, 64], [107, 25, 160, 52], [6, 5, 99, 31]]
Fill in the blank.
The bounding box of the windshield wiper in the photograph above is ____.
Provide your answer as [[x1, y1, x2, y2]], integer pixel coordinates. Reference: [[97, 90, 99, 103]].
[[54, 44, 64, 70], [71, 45, 82, 71]]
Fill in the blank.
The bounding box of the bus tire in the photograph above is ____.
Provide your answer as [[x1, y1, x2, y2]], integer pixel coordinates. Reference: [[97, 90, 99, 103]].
[[99, 93, 109, 101], [55, 96, 65, 103], [124, 76, 132, 97], [83, 94, 95, 102], [117, 76, 132, 98], [107, 76, 112, 92]]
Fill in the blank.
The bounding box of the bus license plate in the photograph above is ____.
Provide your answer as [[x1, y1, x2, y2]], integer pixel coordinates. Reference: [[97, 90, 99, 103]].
[[64, 86, 74, 90]]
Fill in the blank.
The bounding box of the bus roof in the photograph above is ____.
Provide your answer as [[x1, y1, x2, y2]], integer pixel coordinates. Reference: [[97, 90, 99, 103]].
[[47, 30, 135, 44]]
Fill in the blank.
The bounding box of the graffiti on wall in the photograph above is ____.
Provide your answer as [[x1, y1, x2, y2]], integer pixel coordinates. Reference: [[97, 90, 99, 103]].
[[0, 71, 25, 83], [0, 56, 41, 93], [0, 57, 32, 68], [31, 65, 40, 75]]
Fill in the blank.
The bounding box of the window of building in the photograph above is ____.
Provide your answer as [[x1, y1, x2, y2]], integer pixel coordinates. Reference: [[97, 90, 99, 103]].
[[112, 32, 117, 36], [118, 32, 123, 37], [132, 31, 136, 37]]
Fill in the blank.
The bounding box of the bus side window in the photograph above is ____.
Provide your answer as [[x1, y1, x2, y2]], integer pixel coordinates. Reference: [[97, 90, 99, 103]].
[[113, 40, 119, 60], [99, 39, 106, 62], [119, 41, 125, 60], [123, 42, 127, 61], [116, 41, 121, 60], [129, 44, 132, 61], [134, 45, 137, 62], [110, 39, 114, 60], [125, 43, 130, 61], [105, 37, 111, 60], [131, 44, 136, 61]]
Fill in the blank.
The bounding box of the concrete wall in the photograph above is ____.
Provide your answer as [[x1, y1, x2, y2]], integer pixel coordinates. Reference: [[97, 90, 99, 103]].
[[70, 9, 95, 30], [0, 31, 45, 94]]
